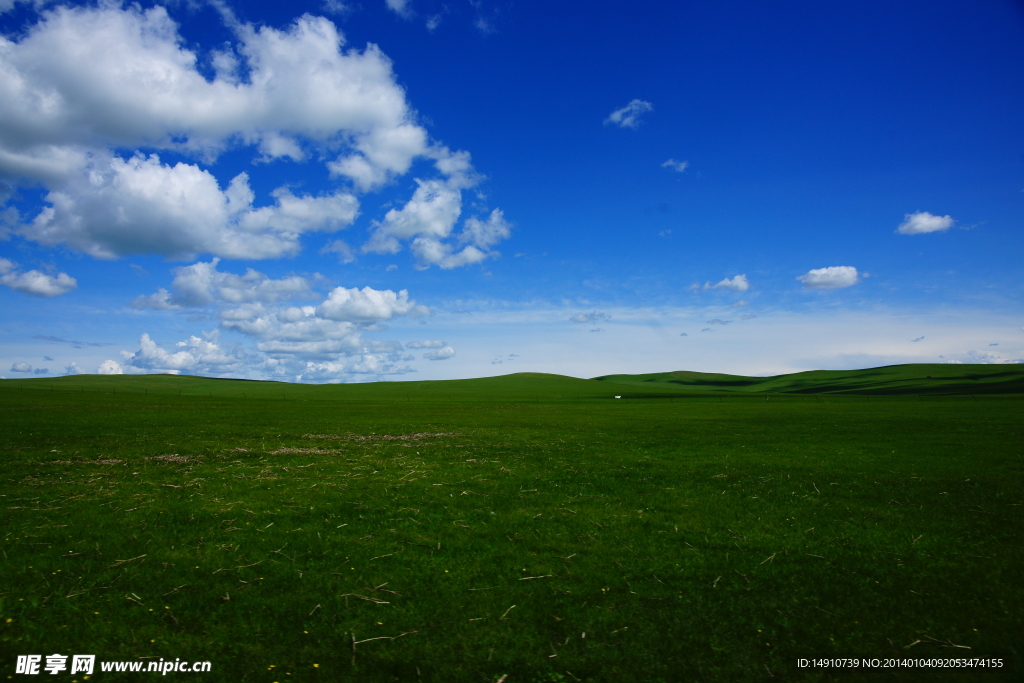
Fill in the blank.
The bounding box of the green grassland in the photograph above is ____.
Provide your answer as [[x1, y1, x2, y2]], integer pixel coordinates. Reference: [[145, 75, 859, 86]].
[[1, 367, 1022, 682]]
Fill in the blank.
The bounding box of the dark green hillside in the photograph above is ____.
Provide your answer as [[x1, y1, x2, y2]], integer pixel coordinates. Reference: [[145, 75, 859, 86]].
[[595, 363, 1024, 395]]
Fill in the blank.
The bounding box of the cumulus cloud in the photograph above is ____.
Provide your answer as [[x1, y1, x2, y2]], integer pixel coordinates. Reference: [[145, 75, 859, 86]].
[[797, 266, 860, 289], [0, 257, 76, 297], [10, 361, 31, 372], [706, 275, 749, 292], [661, 159, 688, 172], [406, 339, 446, 349], [126, 260, 429, 377], [118, 332, 243, 375], [24, 158, 359, 260], [605, 99, 653, 129], [316, 286, 426, 322], [423, 345, 455, 360], [300, 355, 414, 379], [32, 367, 49, 374], [63, 361, 81, 375], [897, 211, 954, 235], [570, 311, 610, 324], [97, 359, 123, 374], [0, 5, 507, 262], [132, 259, 313, 309], [363, 168, 508, 269]]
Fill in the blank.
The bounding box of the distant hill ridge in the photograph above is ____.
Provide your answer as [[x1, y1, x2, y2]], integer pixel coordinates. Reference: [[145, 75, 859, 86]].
[[2, 363, 1021, 398], [593, 363, 1024, 395]]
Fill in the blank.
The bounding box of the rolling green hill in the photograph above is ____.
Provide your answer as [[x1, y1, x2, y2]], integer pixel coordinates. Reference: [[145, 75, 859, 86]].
[[594, 363, 1024, 395], [2, 363, 1021, 401]]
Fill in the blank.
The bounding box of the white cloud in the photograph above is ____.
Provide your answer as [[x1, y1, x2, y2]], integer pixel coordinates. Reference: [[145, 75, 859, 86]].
[[97, 359, 123, 374], [10, 361, 31, 372], [706, 275, 749, 292], [462, 209, 512, 249], [63, 361, 81, 375], [131, 288, 180, 311], [133, 259, 313, 309], [129, 264, 429, 372], [897, 211, 954, 235], [322, 0, 352, 16], [316, 286, 427, 322], [0, 257, 76, 297], [661, 159, 688, 172], [321, 239, 357, 264], [605, 99, 653, 129], [406, 339, 446, 348], [570, 311, 611, 324], [24, 156, 359, 260], [797, 266, 860, 289], [1, 5, 501, 260], [302, 354, 414, 379], [119, 332, 242, 375], [363, 169, 508, 268], [966, 350, 1023, 364], [385, 0, 414, 19], [423, 345, 455, 360]]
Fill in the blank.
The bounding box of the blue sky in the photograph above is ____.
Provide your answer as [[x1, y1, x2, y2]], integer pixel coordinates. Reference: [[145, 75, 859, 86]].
[[1, 0, 1022, 382]]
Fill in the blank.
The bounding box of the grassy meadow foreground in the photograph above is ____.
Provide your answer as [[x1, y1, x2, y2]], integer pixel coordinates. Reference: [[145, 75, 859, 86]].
[[1, 367, 1022, 682]]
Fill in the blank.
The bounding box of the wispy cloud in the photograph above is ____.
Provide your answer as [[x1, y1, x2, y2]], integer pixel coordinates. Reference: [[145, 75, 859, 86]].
[[661, 159, 688, 172], [604, 99, 653, 129], [385, 0, 414, 20], [706, 275, 750, 292], [570, 311, 610, 324], [33, 335, 111, 348]]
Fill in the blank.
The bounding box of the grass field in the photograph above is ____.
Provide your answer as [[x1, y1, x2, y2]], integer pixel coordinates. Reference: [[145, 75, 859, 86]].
[[1, 367, 1022, 682]]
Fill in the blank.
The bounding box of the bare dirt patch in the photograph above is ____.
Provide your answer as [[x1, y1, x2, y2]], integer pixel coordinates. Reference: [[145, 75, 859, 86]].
[[267, 448, 345, 455]]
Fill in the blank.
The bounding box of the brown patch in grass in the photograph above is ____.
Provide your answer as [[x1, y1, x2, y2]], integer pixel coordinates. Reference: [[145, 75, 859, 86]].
[[303, 432, 462, 441], [268, 448, 345, 455], [152, 454, 192, 463]]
